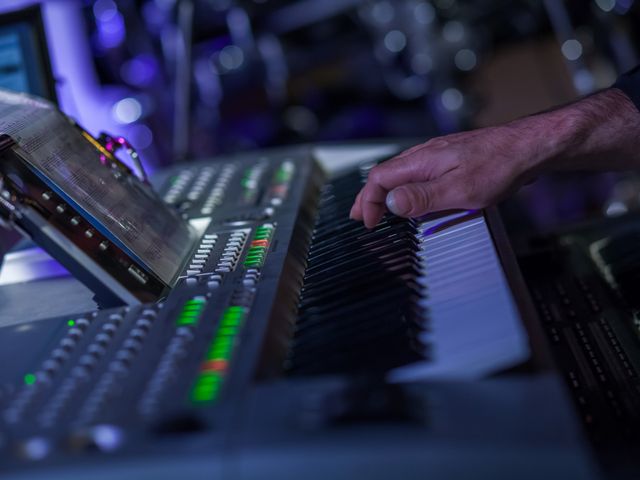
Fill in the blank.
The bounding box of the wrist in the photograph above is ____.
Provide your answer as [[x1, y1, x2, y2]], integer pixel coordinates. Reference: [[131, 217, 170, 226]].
[[498, 104, 582, 180], [533, 89, 640, 172]]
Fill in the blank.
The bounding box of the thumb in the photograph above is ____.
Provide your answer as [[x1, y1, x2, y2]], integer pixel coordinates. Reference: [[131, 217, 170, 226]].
[[385, 180, 452, 217]]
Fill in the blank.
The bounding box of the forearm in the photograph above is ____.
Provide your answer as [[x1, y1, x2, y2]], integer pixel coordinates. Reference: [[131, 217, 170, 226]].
[[351, 73, 640, 225], [531, 88, 640, 172]]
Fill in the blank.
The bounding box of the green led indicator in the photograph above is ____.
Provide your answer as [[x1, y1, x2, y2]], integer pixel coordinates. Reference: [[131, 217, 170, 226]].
[[176, 298, 207, 326], [24, 373, 36, 385], [67, 319, 75, 327], [190, 306, 249, 405]]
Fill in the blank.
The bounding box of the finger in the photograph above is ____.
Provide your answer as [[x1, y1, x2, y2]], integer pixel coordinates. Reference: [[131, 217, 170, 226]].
[[350, 189, 364, 220], [352, 142, 426, 220], [385, 179, 459, 217], [363, 199, 386, 229], [359, 149, 455, 227]]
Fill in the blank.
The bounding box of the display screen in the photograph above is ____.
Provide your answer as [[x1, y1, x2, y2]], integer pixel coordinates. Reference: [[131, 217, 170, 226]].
[[0, 21, 53, 100], [0, 90, 197, 284]]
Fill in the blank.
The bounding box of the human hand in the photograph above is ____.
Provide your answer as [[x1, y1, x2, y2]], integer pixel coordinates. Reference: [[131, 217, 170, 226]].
[[349, 123, 546, 228], [350, 88, 640, 228]]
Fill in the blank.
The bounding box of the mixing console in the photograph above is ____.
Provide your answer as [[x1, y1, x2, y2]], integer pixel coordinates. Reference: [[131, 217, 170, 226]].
[[0, 146, 568, 478]]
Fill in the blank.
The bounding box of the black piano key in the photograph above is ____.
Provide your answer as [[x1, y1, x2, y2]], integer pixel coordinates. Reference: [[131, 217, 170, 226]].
[[285, 164, 429, 376]]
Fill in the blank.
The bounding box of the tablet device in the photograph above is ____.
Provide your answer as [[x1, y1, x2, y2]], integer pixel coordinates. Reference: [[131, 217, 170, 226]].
[[0, 90, 198, 306]]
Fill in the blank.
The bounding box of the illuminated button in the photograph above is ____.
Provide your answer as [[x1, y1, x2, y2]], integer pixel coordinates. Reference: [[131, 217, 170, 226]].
[[55, 204, 66, 214], [99, 241, 109, 251], [194, 254, 208, 259], [108, 313, 124, 325], [197, 248, 212, 254], [41, 191, 52, 201], [84, 229, 95, 239], [186, 269, 201, 276], [70, 216, 81, 226], [185, 277, 198, 287], [204, 234, 218, 240]]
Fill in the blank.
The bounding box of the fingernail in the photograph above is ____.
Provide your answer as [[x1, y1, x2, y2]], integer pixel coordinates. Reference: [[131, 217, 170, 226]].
[[387, 189, 411, 216], [386, 190, 403, 215]]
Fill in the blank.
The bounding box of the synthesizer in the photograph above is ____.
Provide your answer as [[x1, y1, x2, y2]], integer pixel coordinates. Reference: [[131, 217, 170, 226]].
[[0, 145, 598, 479]]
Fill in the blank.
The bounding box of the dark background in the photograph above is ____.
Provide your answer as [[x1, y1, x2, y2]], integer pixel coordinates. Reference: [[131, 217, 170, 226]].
[[6, 0, 640, 232]]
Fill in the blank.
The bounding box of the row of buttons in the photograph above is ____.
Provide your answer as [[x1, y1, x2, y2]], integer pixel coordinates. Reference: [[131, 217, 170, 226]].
[[215, 230, 249, 273], [163, 169, 195, 204], [191, 306, 248, 404], [242, 268, 261, 288], [183, 230, 248, 287], [186, 166, 217, 202], [3, 314, 100, 424], [37, 310, 143, 427], [41, 192, 111, 252], [240, 162, 267, 204], [75, 307, 160, 426], [176, 296, 207, 326], [267, 160, 295, 206], [201, 164, 236, 215], [185, 234, 218, 277], [243, 224, 275, 268], [11, 320, 85, 426], [138, 297, 208, 417], [138, 327, 194, 417]]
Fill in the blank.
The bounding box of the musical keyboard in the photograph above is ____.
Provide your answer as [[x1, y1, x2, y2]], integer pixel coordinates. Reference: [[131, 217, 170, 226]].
[[0, 144, 596, 479]]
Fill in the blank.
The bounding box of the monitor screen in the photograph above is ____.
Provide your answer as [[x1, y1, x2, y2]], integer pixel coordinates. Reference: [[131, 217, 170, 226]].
[[0, 5, 57, 102]]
